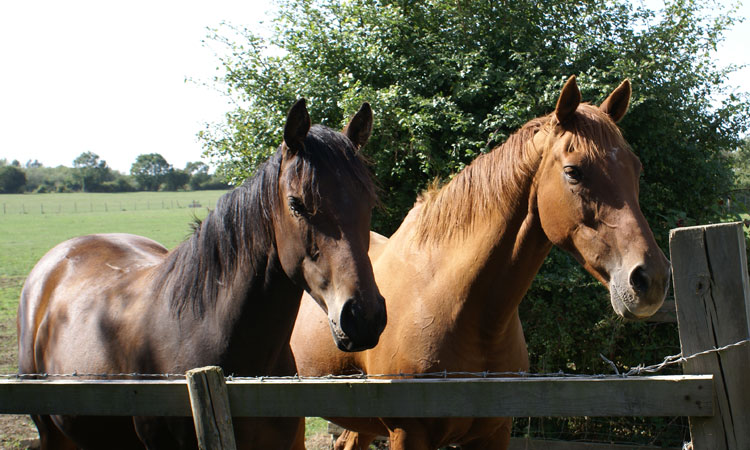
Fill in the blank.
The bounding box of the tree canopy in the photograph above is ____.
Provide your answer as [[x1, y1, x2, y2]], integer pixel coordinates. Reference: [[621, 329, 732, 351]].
[[202, 0, 749, 235], [130, 153, 172, 191], [72, 151, 114, 192], [201, 8, 749, 443], [0, 165, 27, 193]]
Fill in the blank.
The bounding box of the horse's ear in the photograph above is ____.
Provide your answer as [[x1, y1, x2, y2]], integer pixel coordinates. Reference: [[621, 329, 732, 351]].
[[555, 75, 581, 124], [283, 98, 311, 155], [600, 79, 631, 123], [343, 102, 373, 150]]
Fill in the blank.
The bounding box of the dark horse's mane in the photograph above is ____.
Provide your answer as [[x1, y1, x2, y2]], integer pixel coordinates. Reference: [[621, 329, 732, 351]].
[[155, 124, 376, 316]]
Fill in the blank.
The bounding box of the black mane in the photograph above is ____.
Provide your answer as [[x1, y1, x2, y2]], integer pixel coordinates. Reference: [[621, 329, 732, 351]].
[[155, 125, 375, 316]]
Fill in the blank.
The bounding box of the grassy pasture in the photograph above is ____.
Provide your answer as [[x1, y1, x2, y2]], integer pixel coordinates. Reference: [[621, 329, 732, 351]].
[[0, 191, 223, 447], [0, 190, 337, 448]]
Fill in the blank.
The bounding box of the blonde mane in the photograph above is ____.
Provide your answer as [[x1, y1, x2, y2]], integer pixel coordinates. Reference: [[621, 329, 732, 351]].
[[413, 104, 630, 244]]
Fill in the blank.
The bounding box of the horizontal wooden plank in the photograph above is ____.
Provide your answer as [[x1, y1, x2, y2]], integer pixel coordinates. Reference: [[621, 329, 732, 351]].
[[0, 379, 192, 416], [0, 375, 713, 418], [327, 424, 681, 449], [644, 298, 677, 323], [226, 375, 714, 418], [507, 438, 681, 450]]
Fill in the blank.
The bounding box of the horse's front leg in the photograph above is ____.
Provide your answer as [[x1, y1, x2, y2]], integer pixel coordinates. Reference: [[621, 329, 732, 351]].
[[385, 420, 433, 450], [33, 415, 77, 450], [461, 417, 512, 450], [334, 429, 378, 450], [133, 416, 194, 449]]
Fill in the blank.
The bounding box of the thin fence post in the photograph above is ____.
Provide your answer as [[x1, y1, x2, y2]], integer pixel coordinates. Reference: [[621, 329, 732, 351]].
[[670, 222, 750, 450], [186, 366, 236, 450]]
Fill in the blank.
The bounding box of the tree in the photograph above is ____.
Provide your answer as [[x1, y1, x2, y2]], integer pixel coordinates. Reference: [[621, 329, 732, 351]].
[[184, 161, 225, 190], [73, 152, 113, 192], [0, 165, 27, 193], [130, 153, 172, 191], [163, 168, 190, 191], [202, 0, 748, 235], [185, 161, 209, 176], [201, 2, 750, 444], [730, 138, 750, 189]]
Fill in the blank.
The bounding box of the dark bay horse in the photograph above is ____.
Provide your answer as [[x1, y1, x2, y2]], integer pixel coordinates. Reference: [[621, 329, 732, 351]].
[[291, 77, 671, 450], [17, 99, 387, 449]]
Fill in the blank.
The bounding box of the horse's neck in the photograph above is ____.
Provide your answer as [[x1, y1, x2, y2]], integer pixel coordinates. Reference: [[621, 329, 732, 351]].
[[159, 231, 303, 375], [385, 143, 552, 335], [217, 257, 304, 375]]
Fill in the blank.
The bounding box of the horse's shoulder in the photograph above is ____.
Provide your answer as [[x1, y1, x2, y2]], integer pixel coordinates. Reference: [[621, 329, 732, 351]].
[[368, 231, 389, 261]]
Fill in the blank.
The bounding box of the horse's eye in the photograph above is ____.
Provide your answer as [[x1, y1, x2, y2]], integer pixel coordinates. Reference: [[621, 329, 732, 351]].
[[564, 165, 583, 184], [288, 196, 307, 217]]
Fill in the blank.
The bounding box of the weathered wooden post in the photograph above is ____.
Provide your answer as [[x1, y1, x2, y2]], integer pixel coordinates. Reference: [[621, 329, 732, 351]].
[[186, 366, 237, 450], [670, 222, 750, 450]]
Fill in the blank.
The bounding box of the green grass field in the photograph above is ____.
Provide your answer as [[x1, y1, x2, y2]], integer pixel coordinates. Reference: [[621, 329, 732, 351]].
[[0, 190, 342, 448], [0, 191, 226, 374]]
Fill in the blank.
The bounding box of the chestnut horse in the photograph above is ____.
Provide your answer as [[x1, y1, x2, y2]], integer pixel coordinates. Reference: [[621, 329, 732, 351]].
[[17, 99, 387, 449], [291, 77, 671, 450]]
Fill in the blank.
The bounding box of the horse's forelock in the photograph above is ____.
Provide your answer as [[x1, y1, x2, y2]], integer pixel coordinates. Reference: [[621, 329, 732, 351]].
[[297, 125, 377, 206], [564, 104, 630, 161]]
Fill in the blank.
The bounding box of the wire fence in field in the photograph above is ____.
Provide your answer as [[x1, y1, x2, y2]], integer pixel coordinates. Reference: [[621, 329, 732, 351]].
[[1, 194, 225, 215]]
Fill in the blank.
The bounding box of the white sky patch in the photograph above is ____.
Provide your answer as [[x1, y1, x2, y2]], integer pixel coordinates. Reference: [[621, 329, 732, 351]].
[[0, 0, 747, 173]]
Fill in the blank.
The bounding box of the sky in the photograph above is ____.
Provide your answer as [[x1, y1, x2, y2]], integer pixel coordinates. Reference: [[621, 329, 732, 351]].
[[1, 0, 748, 174], [0, 0, 274, 173]]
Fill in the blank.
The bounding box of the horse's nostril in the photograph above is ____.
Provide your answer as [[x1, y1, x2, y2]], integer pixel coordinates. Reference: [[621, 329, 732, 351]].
[[629, 265, 650, 295], [338, 298, 360, 339]]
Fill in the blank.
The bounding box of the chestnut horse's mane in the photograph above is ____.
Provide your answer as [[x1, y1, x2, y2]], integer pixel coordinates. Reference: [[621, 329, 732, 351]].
[[155, 125, 376, 317], [414, 104, 630, 244]]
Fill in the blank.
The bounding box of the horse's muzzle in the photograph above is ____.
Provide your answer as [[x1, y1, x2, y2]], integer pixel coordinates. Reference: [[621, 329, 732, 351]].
[[331, 295, 387, 352], [610, 262, 671, 320]]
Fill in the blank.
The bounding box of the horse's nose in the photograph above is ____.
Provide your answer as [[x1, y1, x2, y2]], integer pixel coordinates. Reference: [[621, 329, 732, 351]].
[[338, 295, 386, 352], [627, 261, 671, 315], [629, 265, 650, 296]]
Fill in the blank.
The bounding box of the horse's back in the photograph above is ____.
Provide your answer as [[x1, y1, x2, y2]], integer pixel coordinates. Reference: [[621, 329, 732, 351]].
[[18, 233, 168, 375], [368, 230, 389, 261]]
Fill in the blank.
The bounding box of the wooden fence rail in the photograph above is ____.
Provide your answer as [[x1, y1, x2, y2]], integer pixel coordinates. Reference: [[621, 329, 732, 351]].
[[1, 222, 748, 450], [0, 375, 713, 418]]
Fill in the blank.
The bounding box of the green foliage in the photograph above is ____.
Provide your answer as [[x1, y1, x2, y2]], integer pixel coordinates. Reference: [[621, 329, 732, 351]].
[[23, 165, 75, 193], [2, 160, 225, 194], [730, 138, 750, 189], [203, 0, 748, 233], [0, 166, 26, 193], [202, 0, 749, 444], [72, 151, 115, 192], [130, 153, 172, 191], [164, 169, 191, 191]]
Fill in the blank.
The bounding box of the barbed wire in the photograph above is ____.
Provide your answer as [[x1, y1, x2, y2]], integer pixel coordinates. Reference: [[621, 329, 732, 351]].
[[2, 338, 747, 381]]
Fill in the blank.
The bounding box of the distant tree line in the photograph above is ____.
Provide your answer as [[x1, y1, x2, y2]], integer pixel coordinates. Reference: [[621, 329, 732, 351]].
[[0, 152, 230, 194]]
